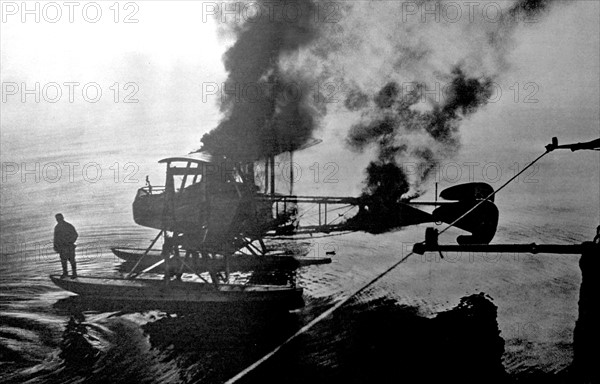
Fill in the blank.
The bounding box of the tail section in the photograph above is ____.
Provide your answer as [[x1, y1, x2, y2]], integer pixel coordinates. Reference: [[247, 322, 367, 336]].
[[433, 183, 499, 244]]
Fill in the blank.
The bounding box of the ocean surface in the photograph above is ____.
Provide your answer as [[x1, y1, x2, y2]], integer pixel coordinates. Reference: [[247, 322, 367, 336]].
[[1, 125, 599, 383]]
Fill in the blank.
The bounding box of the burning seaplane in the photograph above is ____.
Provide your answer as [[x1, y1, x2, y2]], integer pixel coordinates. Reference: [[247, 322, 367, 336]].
[[50, 142, 500, 309]]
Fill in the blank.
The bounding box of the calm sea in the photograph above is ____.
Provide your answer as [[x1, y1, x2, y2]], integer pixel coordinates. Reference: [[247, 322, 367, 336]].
[[1, 124, 598, 383]]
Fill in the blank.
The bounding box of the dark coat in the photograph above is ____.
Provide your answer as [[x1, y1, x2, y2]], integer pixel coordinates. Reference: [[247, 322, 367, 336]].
[[54, 221, 78, 252]]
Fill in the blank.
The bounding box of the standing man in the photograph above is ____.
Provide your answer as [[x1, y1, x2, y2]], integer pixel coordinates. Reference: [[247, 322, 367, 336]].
[[54, 213, 78, 278]]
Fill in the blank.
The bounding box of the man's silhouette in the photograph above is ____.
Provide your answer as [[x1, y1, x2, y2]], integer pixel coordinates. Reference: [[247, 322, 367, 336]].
[[54, 214, 78, 278]]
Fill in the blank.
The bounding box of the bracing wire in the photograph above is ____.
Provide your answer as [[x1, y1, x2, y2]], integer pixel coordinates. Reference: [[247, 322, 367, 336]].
[[296, 204, 354, 222], [224, 251, 416, 384], [272, 230, 357, 241], [225, 149, 552, 383], [438, 150, 550, 236]]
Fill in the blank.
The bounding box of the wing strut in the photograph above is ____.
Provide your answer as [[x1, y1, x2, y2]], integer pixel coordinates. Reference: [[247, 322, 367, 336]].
[[127, 230, 163, 279]]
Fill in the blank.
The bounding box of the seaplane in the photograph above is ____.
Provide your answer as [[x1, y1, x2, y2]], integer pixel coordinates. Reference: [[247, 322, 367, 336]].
[[50, 140, 501, 310]]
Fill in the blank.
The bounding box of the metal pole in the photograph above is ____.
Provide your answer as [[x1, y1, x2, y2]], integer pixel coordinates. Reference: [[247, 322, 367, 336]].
[[412, 242, 596, 255], [265, 158, 269, 194], [270, 155, 275, 195], [127, 230, 163, 278], [290, 151, 294, 195], [318, 204, 321, 226]]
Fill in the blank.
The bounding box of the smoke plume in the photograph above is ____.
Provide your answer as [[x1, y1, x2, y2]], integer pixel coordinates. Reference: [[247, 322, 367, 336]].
[[347, 67, 494, 198], [202, 0, 563, 198], [200, 0, 323, 160]]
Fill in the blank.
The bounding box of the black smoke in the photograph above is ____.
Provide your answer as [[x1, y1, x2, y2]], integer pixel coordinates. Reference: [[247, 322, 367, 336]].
[[509, 0, 556, 18], [347, 66, 494, 201], [198, 0, 565, 204], [200, 0, 322, 160]]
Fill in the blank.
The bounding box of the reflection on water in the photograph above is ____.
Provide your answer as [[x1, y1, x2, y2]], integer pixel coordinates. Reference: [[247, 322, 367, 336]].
[[0, 219, 591, 383], [1, 129, 598, 383], [7, 297, 301, 384], [199, 294, 509, 384], [3, 290, 517, 384]]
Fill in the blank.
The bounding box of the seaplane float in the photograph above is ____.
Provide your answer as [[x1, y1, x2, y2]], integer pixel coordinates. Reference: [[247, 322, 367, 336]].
[[51, 142, 502, 310]]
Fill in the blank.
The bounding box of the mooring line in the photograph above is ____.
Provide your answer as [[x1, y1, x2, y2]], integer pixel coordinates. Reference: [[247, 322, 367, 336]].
[[438, 150, 550, 236], [224, 251, 415, 384], [225, 150, 551, 383]]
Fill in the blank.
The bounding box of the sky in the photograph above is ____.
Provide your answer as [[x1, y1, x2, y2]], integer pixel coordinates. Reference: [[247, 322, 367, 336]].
[[1, 2, 226, 155], [1, 1, 599, 201], [1, 3, 598, 377]]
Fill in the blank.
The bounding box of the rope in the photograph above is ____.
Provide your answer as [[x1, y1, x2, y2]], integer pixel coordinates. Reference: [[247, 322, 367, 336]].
[[438, 150, 550, 236], [225, 148, 551, 383], [224, 250, 416, 384]]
